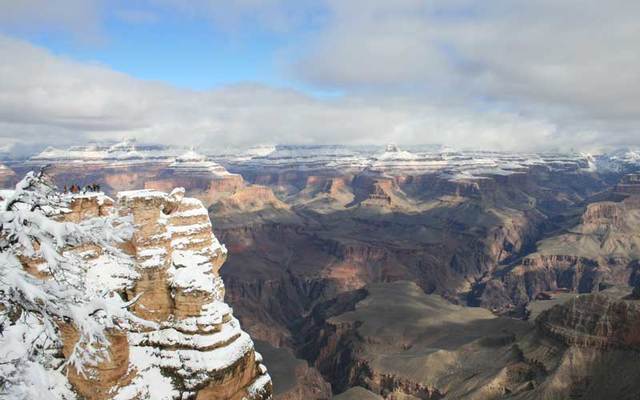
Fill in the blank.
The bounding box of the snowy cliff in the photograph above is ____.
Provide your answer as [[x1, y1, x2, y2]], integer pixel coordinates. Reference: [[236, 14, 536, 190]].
[[0, 179, 271, 399]]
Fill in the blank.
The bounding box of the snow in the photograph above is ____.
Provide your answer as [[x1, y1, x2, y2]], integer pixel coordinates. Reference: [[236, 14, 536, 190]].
[[169, 300, 231, 333], [30, 140, 183, 165], [245, 144, 276, 158], [170, 206, 209, 218], [137, 246, 167, 257], [176, 149, 206, 162], [127, 331, 255, 390], [247, 373, 272, 397], [222, 144, 596, 183], [138, 247, 168, 268], [168, 250, 218, 293], [117, 189, 168, 200], [171, 235, 210, 249], [376, 144, 419, 160], [167, 149, 238, 177], [85, 253, 139, 292], [180, 197, 205, 206], [67, 192, 113, 206], [129, 317, 242, 350], [168, 221, 211, 234], [113, 360, 178, 400], [0, 316, 77, 400]]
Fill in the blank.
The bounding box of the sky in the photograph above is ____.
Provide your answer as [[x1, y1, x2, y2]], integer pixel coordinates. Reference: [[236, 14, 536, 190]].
[[0, 0, 639, 155]]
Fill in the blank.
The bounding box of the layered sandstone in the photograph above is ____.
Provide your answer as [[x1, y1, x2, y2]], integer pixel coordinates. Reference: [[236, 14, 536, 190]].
[[55, 189, 272, 400]]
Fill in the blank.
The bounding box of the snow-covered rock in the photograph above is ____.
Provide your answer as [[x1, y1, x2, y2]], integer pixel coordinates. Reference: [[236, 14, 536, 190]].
[[3, 188, 272, 400], [30, 139, 182, 165]]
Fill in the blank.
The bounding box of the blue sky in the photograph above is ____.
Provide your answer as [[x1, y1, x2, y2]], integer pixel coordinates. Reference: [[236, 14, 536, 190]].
[[15, 5, 305, 91]]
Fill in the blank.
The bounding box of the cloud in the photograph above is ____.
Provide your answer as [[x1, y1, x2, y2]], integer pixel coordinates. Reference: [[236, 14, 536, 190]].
[[0, 0, 639, 154], [145, 0, 324, 33], [294, 0, 640, 148], [0, 0, 105, 40], [0, 35, 576, 155]]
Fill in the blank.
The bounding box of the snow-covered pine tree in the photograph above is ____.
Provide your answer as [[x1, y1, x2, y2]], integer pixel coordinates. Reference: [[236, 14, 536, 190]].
[[0, 170, 149, 399]]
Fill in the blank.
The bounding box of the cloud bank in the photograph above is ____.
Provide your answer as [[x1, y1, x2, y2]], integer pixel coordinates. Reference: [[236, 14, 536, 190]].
[[0, 1, 639, 154]]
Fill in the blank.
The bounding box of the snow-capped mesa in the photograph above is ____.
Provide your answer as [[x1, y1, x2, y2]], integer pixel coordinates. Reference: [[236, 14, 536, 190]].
[[169, 149, 234, 176], [245, 144, 277, 158], [0, 174, 271, 399], [21, 141, 610, 185], [30, 139, 183, 165], [143, 149, 244, 205], [597, 148, 640, 172], [231, 144, 369, 171], [377, 144, 419, 160], [216, 144, 596, 181]]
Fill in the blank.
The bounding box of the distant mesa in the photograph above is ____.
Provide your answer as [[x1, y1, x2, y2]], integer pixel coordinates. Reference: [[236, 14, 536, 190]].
[[145, 150, 244, 206]]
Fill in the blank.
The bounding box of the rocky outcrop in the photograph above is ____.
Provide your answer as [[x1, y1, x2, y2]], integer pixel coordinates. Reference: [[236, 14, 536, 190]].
[[55, 189, 272, 400]]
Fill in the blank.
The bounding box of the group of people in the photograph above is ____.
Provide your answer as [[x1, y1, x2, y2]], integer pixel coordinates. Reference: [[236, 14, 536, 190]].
[[63, 183, 101, 193]]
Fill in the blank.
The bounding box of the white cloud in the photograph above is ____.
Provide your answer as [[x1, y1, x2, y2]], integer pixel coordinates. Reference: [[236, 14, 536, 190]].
[[145, 0, 323, 33], [294, 0, 640, 147], [0, 35, 575, 154], [0, 0, 105, 40], [0, 1, 639, 153]]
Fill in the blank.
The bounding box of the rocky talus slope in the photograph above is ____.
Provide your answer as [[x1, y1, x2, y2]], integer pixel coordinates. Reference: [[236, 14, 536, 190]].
[[56, 189, 272, 399]]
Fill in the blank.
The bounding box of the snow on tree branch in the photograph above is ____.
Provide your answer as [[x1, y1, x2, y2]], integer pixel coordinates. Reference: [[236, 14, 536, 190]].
[[0, 170, 154, 399]]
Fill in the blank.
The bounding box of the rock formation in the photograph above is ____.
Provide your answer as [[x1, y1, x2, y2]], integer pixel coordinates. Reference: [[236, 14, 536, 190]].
[[55, 189, 272, 399]]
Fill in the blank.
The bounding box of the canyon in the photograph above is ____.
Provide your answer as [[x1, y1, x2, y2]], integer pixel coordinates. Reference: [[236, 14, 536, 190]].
[[3, 142, 640, 399]]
